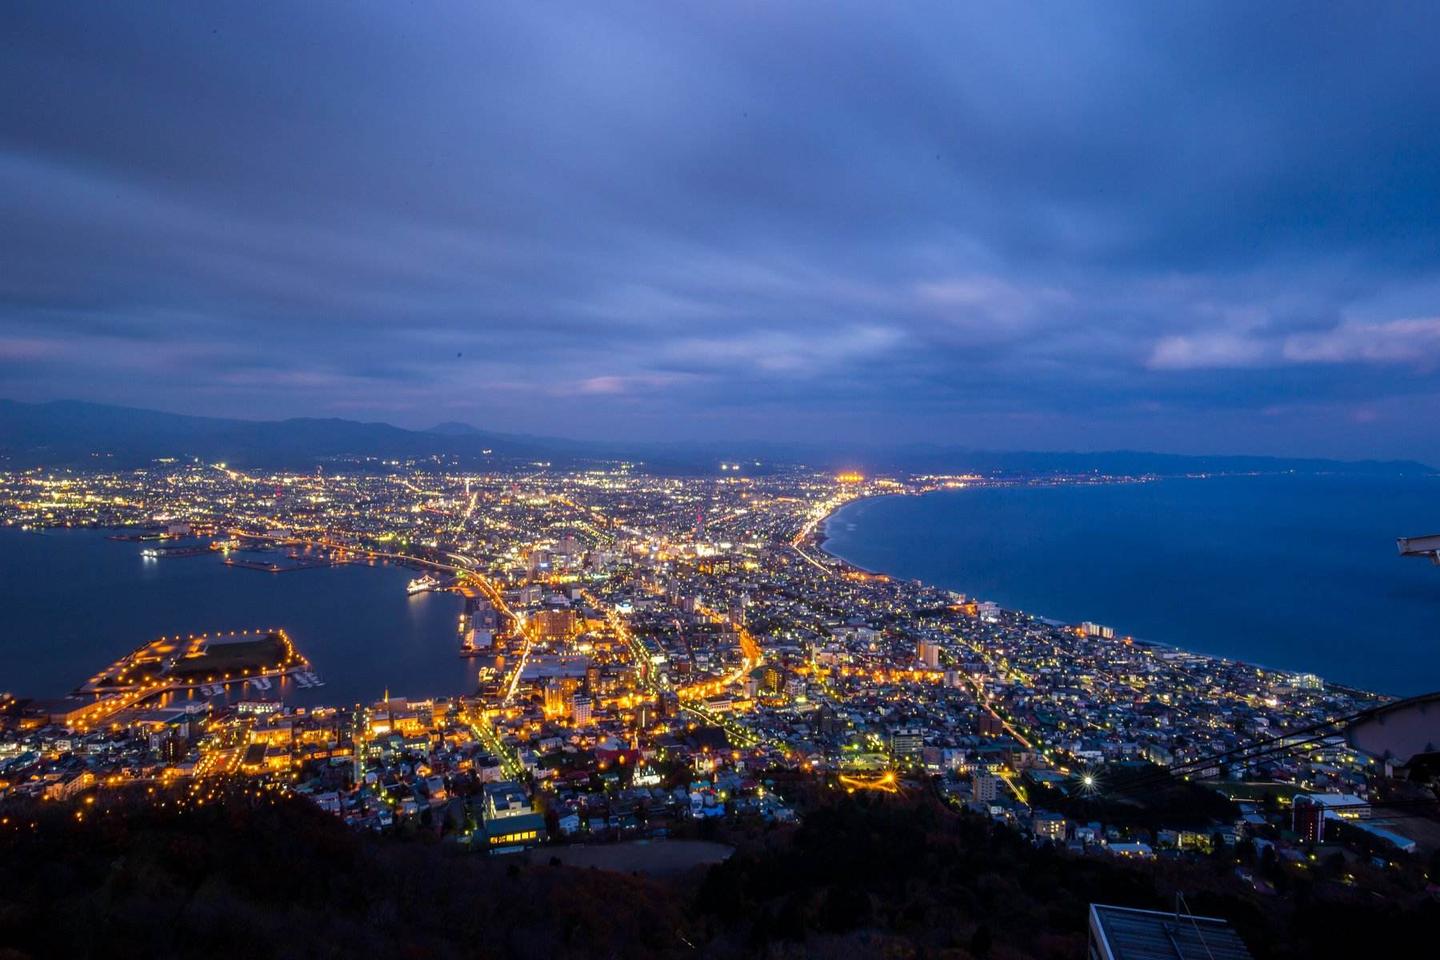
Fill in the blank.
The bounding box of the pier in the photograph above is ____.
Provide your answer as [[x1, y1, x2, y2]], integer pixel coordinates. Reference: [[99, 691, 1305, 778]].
[[69, 628, 311, 730]]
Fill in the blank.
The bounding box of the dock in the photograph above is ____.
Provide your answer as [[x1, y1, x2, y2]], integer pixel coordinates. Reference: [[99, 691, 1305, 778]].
[[68, 629, 311, 730]]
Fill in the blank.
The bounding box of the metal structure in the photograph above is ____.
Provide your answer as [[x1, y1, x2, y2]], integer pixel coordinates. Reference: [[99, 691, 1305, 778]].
[[1345, 690, 1440, 769], [1397, 533, 1440, 565]]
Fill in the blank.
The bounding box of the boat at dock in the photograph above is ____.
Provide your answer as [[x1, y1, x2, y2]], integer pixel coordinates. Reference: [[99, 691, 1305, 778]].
[[407, 573, 441, 595]]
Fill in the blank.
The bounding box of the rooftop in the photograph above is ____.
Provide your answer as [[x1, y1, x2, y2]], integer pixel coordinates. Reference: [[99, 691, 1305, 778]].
[[1089, 904, 1253, 960]]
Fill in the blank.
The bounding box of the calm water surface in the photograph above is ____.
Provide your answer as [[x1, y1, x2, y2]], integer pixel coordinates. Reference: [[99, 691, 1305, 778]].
[[824, 475, 1440, 696], [0, 528, 470, 705]]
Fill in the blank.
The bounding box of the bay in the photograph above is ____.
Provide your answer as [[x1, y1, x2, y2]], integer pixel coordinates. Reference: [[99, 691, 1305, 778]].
[[0, 528, 471, 706], [823, 474, 1440, 696]]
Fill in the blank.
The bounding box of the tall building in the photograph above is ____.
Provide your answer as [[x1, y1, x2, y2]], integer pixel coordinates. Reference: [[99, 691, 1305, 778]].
[[543, 680, 567, 719], [917, 640, 940, 668], [973, 771, 1000, 804], [1293, 800, 1326, 845], [571, 694, 593, 726], [1293, 793, 1369, 845], [890, 726, 924, 759]]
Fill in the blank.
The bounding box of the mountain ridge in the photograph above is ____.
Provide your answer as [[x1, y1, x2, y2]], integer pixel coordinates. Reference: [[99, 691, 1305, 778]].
[[0, 398, 1432, 476]]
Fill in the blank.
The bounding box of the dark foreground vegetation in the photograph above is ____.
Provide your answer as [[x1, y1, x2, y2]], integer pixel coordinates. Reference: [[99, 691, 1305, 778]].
[[1, 784, 1436, 959]]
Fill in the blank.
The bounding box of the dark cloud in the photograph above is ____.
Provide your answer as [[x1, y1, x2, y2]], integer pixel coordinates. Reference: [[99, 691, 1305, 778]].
[[3, 1, 1440, 460]]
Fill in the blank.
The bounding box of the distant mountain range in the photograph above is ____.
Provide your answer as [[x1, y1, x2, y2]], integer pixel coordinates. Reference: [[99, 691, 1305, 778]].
[[0, 398, 1432, 476]]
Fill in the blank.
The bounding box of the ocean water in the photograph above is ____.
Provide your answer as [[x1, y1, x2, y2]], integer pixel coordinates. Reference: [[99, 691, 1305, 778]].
[[0, 529, 471, 705], [823, 475, 1440, 697]]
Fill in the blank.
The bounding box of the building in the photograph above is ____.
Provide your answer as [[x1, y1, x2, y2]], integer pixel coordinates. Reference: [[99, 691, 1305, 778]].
[[889, 726, 924, 759], [532, 607, 578, 641], [543, 680, 568, 719], [462, 597, 499, 651], [29, 698, 95, 729], [1293, 793, 1369, 845], [1295, 792, 1369, 820], [916, 640, 940, 668], [571, 694, 593, 726], [973, 771, 1001, 804], [1293, 800, 1326, 845], [1032, 811, 1068, 842], [1081, 622, 1116, 639], [1087, 903, 1253, 960], [482, 781, 545, 854], [42, 770, 95, 801], [746, 663, 785, 698]]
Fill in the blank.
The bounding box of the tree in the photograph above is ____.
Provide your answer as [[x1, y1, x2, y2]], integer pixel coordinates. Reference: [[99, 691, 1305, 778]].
[[1237, 836, 1257, 866], [969, 923, 993, 958]]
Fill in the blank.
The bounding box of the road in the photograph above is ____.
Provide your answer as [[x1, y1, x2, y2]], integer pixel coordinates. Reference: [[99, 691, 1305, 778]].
[[589, 592, 767, 748]]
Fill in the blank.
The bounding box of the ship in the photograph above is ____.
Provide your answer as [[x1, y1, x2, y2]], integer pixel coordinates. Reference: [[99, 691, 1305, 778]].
[[407, 573, 441, 595]]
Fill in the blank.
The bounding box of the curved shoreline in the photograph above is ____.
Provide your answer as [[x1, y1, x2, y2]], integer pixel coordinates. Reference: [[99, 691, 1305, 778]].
[[0, 526, 470, 704], [811, 482, 1385, 698], [812, 491, 908, 576]]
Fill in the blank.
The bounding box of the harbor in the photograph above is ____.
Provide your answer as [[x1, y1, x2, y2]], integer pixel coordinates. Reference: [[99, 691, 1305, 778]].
[[52, 629, 310, 730], [0, 528, 473, 707]]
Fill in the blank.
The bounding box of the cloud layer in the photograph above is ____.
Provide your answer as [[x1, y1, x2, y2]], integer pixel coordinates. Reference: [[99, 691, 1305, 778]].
[[3, 2, 1440, 459]]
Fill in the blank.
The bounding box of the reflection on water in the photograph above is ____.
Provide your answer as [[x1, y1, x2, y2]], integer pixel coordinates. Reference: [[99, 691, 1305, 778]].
[[823, 474, 1440, 696], [0, 528, 475, 706]]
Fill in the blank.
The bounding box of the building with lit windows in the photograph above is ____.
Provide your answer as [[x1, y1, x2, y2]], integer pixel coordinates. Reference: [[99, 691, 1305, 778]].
[[973, 771, 1000, 804], [1032, 811, 1068, 842], [532, 607, 578, 641], [482, 781, 545, 854], [889, 726, 924, 759], [571, 694, 593, 726]]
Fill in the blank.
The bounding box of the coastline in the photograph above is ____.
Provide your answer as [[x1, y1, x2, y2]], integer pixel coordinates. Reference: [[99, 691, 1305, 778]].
[[812, 491, 906, 576], [812, 481, 1387, 700], [0, 526, 470, 704]]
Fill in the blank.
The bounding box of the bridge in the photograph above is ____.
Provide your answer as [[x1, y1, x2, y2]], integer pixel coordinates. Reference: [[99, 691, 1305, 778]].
[[1397, 534, 1440, 565]]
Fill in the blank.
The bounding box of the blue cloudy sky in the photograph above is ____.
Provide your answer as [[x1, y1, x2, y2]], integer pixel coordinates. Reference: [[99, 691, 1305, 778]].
[[3, 2, 1440, 459]]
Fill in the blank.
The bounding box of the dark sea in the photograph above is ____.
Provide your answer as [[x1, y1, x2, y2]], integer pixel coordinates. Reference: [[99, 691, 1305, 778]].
[[0, 529, 471, 705], [823, 474, 1440, 697]]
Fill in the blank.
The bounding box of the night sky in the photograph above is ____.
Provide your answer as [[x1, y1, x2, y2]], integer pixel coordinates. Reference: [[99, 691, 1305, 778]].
[[4, 3, 1439, 460]]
